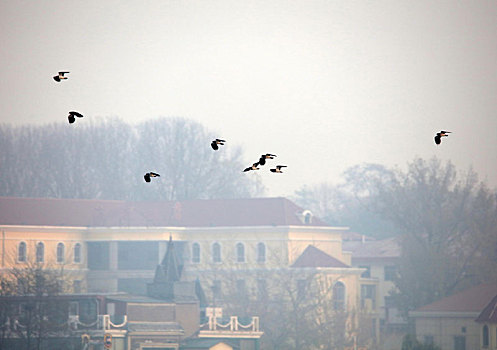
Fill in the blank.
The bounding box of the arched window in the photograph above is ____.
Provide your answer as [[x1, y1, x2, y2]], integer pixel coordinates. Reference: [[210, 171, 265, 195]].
[[56, 243, 65, 263], [256, 242, 266, 263], [236, 243, 245, 263], [333, 281, 346, 311], [73, 243, 81, 263], [36, 242, 44, 263], [18, 242, 27, 262], [483, 325, 489, 347], [192, 242, 200, 264], [212, 243, 221, 263]]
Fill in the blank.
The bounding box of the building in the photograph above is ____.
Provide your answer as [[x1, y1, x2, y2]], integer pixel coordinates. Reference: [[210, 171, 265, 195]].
[[0, 236, 262, 350], [0, 196, 374, 348], [0, 196, 359, 295], [475, 293, 497, 350], [409, 283, 497, 350]]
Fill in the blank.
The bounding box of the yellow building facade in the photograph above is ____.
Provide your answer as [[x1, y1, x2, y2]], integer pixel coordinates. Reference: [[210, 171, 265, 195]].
[[0, 196, 378, 348]]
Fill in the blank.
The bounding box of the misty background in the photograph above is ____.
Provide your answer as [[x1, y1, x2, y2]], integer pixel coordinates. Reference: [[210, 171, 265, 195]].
[[1, 0, 496, 198]]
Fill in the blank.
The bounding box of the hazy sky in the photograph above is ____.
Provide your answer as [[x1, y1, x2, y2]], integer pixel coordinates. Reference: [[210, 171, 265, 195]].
[[1, 1, 496, 197]]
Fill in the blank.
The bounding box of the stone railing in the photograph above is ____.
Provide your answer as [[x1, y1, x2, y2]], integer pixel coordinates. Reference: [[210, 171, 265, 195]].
[[200, 315, 260, 332]]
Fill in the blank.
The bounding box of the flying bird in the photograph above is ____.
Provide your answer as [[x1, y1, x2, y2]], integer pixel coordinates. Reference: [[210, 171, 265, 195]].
[[434, 131, 451, 145], [144, 172, 160, 183], [270, 165, 287, 173], [258, 153, 277, 166], [53, 71, 69, 82], [211, 139, 226, 150], [68, 111, 84, 124], [243, 163, 260, 172]]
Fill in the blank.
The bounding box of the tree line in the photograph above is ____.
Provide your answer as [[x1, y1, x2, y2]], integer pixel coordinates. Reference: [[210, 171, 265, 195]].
[[294, 157, 497, 316], [0, 118, 264, 201]]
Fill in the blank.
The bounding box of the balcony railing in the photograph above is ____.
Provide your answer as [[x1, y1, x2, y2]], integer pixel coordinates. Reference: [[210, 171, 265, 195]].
[[200, 315, 260, 332]]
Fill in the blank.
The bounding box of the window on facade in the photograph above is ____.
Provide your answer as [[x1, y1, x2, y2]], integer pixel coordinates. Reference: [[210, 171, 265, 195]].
[[18, 242, 27, 262], [212, 243, 221, 263], [73, 280, 82, 294], [79, 300, 98, 324], [36, 242, 44, 263], [56, 243, 65, 263], [236, 279, 247, 298], [454, 336, 466, 350], [333, 281, 346, 311], [257, 279, 267, 300], [69, 301, 79, 316], [359, 265, 371, 278], [384, 265, 397, 281], [212, 280, 222, 300], [87, 242, 109, 270], [483, 325, 489, 348], [256, 242, 266, 263], [74, 243, 81, 263], [236, 243, 245, 263], [424, 335, 434, 345], [361, 284, 376, 310], [192, 242, 200, 264]]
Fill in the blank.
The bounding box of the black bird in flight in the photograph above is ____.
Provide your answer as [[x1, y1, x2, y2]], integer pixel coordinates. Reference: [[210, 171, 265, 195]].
[[211, 139, 226, 150], [434, 131, 451, 145], [270, 165, 287, 173], [144, 172, 160, 183], [68, 111, 84, 124], [258, 153, 276, 166], [53, 71, 69, 82], [243, 163, 260, 172]]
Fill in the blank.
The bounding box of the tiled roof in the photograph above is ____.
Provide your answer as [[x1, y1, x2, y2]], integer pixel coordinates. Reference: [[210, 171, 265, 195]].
[[291, 245, 349, 268], [342, 237, 400, 259], [476, 294, 497, 323], [415, 284, 497, 313], [0, 196, 328, 228]]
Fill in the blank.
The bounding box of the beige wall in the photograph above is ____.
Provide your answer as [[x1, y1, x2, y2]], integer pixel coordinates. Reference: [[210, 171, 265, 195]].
[[478, 323, 497, 350], [414, 315, 480, 350]]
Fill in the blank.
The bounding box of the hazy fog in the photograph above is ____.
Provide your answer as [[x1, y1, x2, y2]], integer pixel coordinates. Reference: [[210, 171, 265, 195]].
[[1, 0, 496, 197]]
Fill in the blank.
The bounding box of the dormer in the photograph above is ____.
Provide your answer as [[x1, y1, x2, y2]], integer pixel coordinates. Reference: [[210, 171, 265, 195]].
[[297, 209, 313, 225]]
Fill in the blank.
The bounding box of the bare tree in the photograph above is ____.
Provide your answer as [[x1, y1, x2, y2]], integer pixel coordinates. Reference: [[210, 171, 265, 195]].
[[341, 157, 497, 315], [191, 247, 366, 350], [0, 117, 264, 200], [0, 260, 71, 350], [133, 117, 264, 200], [293, 180, 397, 239]]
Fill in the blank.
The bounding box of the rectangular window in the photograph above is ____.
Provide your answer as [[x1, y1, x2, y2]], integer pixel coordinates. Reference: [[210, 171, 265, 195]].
[[384, 265, 397, 281], [118, 241, 158, 270], [73, 280, 82, 293], [212, 280, 222, 300], [359, 265, 371, 278], [87, 242, 110, 270], [236, 279, 246, 298], [361, 284, 376, 310], [424, 335, 434, 345], [69, 301, 79, 316], [257, 279, 267, 300], [454, 336, 465, 350]]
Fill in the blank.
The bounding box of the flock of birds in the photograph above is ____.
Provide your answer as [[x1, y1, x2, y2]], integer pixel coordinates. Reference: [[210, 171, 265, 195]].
[[53, 71, 288, 183]]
